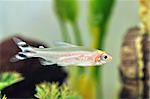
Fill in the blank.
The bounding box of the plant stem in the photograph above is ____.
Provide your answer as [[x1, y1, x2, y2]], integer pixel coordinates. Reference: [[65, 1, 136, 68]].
[[71, 21, 84, 74], [58, 19, 71, 42], [71, 21, 82, 46]]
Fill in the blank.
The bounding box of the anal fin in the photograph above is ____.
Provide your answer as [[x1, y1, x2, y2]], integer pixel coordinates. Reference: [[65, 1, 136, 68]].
[[39, 59, 55, 66]]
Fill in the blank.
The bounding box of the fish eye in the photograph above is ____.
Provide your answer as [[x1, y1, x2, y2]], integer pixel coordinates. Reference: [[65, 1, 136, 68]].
[[104, 55, 107, 59], [102, 55, 108, 60]]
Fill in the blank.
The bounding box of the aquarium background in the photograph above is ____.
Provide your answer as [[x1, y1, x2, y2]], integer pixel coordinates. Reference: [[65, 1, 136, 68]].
[[0, 0, 141, 99]]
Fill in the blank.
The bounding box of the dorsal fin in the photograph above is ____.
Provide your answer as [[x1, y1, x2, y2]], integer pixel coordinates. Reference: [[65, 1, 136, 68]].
[[53, 41, 78, 47]]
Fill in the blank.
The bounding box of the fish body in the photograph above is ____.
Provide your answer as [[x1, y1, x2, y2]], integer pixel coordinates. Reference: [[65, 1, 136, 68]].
[[11, 38, 112, 66]]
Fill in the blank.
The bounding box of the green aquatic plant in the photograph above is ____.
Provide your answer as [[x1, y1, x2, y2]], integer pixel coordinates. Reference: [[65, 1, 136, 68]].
[[35, 82, 59, 99], [54, 0, 84, 93], [54, 0, 115, 99], [0, 72, 23, 99], [88, 0, 115, 98], [0, 72, 23, 90], [54, 0, 82, 44], [1, 95, 7, 99], [89, 0, 115, 49], [35, 82, 82, 99]]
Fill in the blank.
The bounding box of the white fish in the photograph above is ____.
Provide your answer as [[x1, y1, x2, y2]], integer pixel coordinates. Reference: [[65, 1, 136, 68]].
[[10, 38, 112, 66]]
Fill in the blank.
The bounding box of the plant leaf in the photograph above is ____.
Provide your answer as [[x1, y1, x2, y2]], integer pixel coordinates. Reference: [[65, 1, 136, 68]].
[[35, 82, 82, 99], [0, 72, 23, 90]]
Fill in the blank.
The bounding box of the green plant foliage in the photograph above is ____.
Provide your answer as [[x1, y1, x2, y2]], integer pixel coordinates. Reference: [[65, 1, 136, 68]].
[[54, 0, 78, 23], [1, 95, 7, 99], [89, 0, 115, 48], [88, 0, 115, 98], [54, 0, 79, 42], [54, 0, 84, 86], [35, 82, 82, 99], [0, 72, 23, 90], [54, 0, 115, 99]]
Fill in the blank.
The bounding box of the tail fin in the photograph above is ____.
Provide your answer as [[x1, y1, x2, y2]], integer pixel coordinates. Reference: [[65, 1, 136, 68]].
[[10, 37, 35, 62], [13, 37, 34, 52]]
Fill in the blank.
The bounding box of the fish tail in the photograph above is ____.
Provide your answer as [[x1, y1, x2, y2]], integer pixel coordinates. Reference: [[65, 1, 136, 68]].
[[10, 37, 35, 62], [13, 37, 34, 52]]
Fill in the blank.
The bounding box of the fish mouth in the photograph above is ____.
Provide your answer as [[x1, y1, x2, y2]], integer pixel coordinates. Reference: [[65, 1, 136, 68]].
[[108, 56, 112, 62]]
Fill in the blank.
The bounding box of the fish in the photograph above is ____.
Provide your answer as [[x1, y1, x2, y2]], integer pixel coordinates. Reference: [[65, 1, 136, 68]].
[[10, 37, 112, 66]]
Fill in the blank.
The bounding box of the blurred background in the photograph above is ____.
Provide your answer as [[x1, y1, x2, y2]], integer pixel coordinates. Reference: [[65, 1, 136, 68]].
[[0, 0, 149, 99]]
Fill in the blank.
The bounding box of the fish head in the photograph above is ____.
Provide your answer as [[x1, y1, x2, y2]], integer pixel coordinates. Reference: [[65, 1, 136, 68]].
[[95, 50, 112, 65]]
